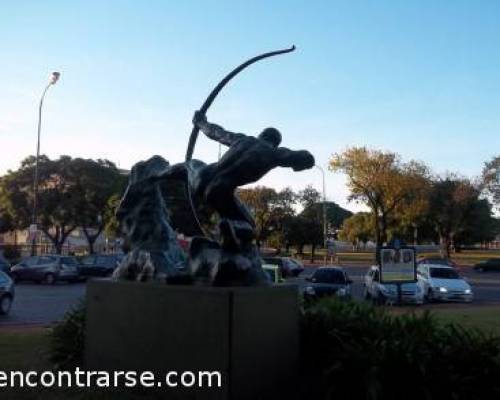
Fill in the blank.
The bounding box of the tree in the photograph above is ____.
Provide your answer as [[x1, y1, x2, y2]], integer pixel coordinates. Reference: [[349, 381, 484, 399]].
[[0, 155, 126, 254], [427, 176, 480, 256], [299, 201, 353, 259], [339, 212, 374, 249], [298, 185, 321, 209], [238, 186, 280, 247], [103, 194, 122, 240], [330, 147, 429, 245], [454, 199, 499, 247], [482, 155, 500, 209], [71, 158, 127, 253], [286, 215, 321, 257]]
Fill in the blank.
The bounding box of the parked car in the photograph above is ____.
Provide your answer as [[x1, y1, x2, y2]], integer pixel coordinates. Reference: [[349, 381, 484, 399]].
[[364, 265, 424, 305], [262, 257, 304, 277], [0, 270, 15, 315], [78, 254, 124, 279], [473, 258, 500, 272], [10, 255, 80, 284], [417, 264, 473, 302], [262, 264, 285, 284], [0, 254, 11, 274], [417, 257, 457, 268], [303, 267, 352, 301]]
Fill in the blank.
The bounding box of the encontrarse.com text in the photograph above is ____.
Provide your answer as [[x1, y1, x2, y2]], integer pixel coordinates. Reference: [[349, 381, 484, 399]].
[[0, 368, 222, 389]]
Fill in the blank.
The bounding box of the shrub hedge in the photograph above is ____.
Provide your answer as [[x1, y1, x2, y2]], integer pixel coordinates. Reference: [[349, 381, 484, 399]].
[[49, 296, 500, 399], [300, 298, 500, 400]]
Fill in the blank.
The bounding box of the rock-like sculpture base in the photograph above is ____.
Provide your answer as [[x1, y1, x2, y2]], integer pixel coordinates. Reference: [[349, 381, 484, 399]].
[[85, 280, 299, 400]]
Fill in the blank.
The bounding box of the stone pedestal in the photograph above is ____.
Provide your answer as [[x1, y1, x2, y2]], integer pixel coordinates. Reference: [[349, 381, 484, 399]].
[[85, 281, 299, 399]]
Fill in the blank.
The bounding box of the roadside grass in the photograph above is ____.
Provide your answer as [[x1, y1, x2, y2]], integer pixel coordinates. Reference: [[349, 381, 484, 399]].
[[389, 306, 500, 337], [0, 328, 148, 399], [428, 307, 500, 336], [294, 248, 500, 266], [0, 327, 51, 370]]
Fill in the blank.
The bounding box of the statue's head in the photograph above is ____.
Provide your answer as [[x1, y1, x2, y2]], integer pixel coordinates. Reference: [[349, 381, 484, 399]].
[[258, 127, 282, 147]]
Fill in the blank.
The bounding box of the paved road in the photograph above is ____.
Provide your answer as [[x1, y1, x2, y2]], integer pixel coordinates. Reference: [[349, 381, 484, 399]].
[[297, 264, 500, 305], [1, 265, 499, 326], [0, 282, 85, 327]]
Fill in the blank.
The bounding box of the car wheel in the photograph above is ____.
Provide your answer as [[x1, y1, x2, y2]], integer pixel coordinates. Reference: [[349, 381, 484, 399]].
[[0, 295, 12, 315], [426, 289, 434, 303], [44, 273, 56, 285]]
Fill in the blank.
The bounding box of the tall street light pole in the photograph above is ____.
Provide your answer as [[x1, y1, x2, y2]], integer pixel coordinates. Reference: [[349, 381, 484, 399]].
[[315, 165, 327, 263], [31, 71, 61, 256]]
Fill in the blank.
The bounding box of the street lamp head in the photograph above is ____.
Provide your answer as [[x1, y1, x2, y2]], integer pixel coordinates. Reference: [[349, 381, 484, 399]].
[[49, 71, 61, 85]]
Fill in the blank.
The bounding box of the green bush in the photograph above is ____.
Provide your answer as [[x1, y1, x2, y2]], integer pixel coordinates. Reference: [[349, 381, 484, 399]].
[[300, 298, 500, 400], [49, 300, 86, 370]]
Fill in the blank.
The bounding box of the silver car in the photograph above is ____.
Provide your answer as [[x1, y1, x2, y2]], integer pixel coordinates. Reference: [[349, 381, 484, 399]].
[[417, 265, 473, 303], [11, 255, 80, 284], [0, 271, 15, 315], [364, 265, 424, 305]]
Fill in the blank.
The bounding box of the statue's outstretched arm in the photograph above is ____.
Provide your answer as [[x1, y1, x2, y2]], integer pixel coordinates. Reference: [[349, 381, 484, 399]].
[[276, 147, 315, 171], [193, 111, 244, 147]]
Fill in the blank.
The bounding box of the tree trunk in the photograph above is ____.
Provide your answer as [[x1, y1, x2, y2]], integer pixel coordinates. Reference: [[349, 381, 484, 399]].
[[373, 211, 381, 246], [41, 225, 75, 255], [380, 212, 388, 244], [83, 225, 104, 255], [439, 235, 451, 258], [297, 244, 304, 255], [310, 244, 316, 263]]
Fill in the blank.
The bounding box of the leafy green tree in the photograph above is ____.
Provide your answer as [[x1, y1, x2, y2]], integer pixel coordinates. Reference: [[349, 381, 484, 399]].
[[0, 155, 126, 254], [330, 147, 429, 245], [103, 194, 122, 240], [482, 155, 500, 209], [339, 212, 374, 249], [298, 185, 321, 209], [428, 176, 480, 256], [454, 199, 499, 248], [71, 158, 127, 253], [238, 186, 279, 247]]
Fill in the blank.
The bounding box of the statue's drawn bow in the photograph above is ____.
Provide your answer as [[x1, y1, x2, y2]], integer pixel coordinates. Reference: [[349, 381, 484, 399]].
[[185, 45, 296, 161], [184, 45, 296, 236]]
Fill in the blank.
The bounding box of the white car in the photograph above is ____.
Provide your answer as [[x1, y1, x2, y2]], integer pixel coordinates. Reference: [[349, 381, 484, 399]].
[[364, 265, 424, 305], [417, 265, 473, 303]]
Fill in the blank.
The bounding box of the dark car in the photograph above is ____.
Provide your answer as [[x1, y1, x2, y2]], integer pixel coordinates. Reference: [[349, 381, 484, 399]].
[[78, 254, 123, 279], [474, 258, 500, 272], [10, 255, 80, 284], [417, 257, 457, 268], [0, 270, 15, 315], [303, 267, 352, 301], [0, 254, 11, 274], [262, 257, 304, 277]]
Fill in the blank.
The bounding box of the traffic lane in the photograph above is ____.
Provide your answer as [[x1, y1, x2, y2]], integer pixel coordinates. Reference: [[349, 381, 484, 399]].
[[0, 282, 85, 327], [296, 264, 500, 304], [2, 267, 499, 327]]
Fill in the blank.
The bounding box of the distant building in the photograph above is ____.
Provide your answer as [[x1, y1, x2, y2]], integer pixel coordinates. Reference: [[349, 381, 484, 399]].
[[0, 227, 107, 256]]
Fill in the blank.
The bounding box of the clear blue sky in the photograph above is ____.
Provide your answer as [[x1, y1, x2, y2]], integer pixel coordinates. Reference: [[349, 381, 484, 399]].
[[1, 1, 499, 211]]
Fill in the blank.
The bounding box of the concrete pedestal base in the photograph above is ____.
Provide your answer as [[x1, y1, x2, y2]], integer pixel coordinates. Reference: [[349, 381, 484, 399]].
[[85, 281, 299, 399]]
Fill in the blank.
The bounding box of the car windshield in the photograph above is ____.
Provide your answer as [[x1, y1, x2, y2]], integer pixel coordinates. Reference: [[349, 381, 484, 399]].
[[61, 257, 77, 265], [81, 256, 95, 265], [424, 258, 450, 266], [264, 268, 276, 282], [312, 269, 346, 284], [430, 268, 459, 279]]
